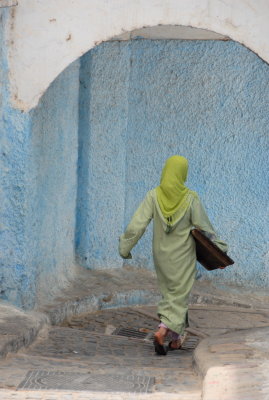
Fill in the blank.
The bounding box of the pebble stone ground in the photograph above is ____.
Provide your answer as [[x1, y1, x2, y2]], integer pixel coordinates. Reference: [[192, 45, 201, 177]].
[[1, 303, 269, 399]]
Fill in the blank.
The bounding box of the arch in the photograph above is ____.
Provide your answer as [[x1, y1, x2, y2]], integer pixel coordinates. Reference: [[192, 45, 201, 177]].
[[6, 0, 269, 111]]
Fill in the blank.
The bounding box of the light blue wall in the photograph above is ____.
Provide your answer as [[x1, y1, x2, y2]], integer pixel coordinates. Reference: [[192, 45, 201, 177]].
[[77, 40, 269, 288], [125, 40, 269, 289], [0, 30, 268, 309], [27, 59, 80, 299], [76, 43, 130, 268], [0, 10, 34, 308], [0, 10, 80, 308]]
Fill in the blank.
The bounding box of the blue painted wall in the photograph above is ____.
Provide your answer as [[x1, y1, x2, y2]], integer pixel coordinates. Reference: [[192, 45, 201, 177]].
[[0, 10, 34, 308], [0, 29, 268, 309], [125, 40, 269, 289], [0, 10, 80, 308], [27, 59, 80, 302], [76, 43, 130, 268], [77, 39, 269, 289]]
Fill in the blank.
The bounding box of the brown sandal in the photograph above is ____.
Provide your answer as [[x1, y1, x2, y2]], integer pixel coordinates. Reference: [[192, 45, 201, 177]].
[[154, 330, 168, 355], [168, 341, 182, 351], [154, 337, 168, 355]]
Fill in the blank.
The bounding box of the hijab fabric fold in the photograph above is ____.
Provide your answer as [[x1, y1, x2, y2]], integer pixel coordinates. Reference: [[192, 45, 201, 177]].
[[156, 155, 191, 219]]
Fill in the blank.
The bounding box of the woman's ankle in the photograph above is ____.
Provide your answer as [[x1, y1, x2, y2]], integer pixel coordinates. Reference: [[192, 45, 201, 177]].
[[170, 339, 181, 349], [154, 327, 168, 345], [158, 326, 168, 337]]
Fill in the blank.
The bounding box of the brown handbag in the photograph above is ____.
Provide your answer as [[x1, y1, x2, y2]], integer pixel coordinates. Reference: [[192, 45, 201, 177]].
[[191, 229, 234, 271]]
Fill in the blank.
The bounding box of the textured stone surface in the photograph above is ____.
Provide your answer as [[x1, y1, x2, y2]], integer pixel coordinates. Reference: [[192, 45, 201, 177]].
[[1, 302, 269, 399], [17, 370, 155, 393], [28, 59, 80, 305], [77, 40, 269, 290], [1, 29, 269, 308], [0, 267, 158, 359], [0, 10, 34, 308], [37, 266, 160, 325], [0, 267, 159, 359], [190, 279, 269, 311], [0, 306, 201, 399], [0, 9, 80, 308], [76, 43, 130, 269], [0, 391, 197, 399], [7, 0, 269, 110], [0, 302, 48, 359], [2, 267, 269, 361], [63, 303, 269, 339], [194, 327, 269, 400], [1, 279, 269, 398]]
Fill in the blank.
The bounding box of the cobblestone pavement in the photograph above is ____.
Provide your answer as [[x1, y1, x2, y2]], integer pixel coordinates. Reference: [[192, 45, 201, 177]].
[[0, 306, 202, 399], [1, 304, 269, 399]]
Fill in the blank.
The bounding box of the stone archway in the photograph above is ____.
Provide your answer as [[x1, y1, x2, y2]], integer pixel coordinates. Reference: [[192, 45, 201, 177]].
[[1, 2, 268, 308], [6, 0, 269, 111]]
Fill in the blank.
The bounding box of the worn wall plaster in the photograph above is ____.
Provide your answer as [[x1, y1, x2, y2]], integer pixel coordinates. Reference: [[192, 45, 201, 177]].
[[76, 43, 129, 269], [77, 40, 269, 289], [0, 9, 81, 307], [27, 59, 80, 305], [0, 9, 34, 307], [0, 6, 268, 308], [6, 0, 269, 110]]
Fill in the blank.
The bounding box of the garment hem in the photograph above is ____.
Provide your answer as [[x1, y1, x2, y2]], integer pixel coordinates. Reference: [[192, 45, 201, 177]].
[[158, 315, 186, 336]]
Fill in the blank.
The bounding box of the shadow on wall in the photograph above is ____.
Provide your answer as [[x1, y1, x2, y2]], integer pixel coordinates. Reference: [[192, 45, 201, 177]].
[[25, 60, 81, 307]]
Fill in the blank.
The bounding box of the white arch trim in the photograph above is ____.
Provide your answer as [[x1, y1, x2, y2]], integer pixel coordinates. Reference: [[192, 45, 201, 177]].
[[7, 0, 269, 111]]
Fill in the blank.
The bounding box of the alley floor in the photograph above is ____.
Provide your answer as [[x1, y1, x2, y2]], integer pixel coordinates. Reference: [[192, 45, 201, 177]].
[[1, 302, 269, 399], [0, 305, 201, 399]]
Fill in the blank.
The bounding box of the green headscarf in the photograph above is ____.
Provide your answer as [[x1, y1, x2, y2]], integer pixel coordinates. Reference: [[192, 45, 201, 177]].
[[156, 155, 191, 219]]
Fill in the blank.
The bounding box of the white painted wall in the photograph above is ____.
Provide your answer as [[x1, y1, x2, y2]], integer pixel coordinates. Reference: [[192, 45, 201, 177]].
[[6, 0, 269, 111]]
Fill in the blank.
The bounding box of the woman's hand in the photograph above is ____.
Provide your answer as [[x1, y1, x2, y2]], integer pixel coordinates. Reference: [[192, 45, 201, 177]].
[[120, 252, 132, 259]]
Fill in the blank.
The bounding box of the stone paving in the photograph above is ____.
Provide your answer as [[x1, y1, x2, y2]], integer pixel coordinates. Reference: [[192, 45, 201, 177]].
[[0, 303, 269, 399], [1, 266, 269, 399], [37, 266, 160, 325], [0, 303, 48, 359], [194, 327, 269, 400], [0, 306, 202, 399]]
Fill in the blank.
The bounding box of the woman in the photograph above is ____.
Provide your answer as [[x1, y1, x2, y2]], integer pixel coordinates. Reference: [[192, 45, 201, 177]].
[[119, 156, 228, 355]]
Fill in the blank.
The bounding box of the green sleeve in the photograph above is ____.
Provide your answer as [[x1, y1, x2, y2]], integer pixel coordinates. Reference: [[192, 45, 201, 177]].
[[191, 194, 228, 253], [119, 191, 153, 259]]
